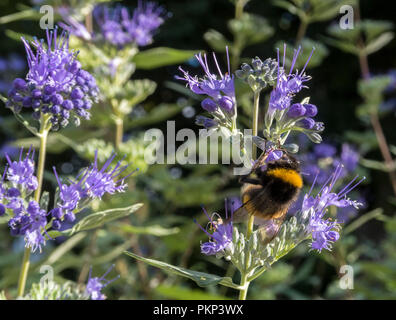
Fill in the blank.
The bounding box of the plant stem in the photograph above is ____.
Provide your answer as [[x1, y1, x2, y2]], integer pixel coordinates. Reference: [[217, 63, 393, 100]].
[[252, 91, 260, 159], [357, 49, 396, 196], [296, 18, 308, 45], [230, 0, 246, 70], [17, 114, 51, 297], [238, 214, 254, 300], [115, 117, 124, 150], [235, 0, 245, 20]]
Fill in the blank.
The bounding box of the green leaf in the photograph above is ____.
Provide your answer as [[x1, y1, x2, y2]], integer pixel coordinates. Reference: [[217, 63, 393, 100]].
[[204, 29, 231, 52], [272, 0, 301, 16], [124, 251, 243, 289], [45, 233, 87, 265], [12, 112, 38, 136], [365, 32, 394, 55], [360, 158, 396, 172], [228, 13, 274, 46], [0, 9, 40, 24], [390, 145, 396, 157], [124, 103, 184, 129], [344, 208, 384, 235], [40, 191, 50, 212], [119, 224, 180, 236], [119, 79, 157, 113], [133, 47, 199, 69], [69, 203, 143, 235]]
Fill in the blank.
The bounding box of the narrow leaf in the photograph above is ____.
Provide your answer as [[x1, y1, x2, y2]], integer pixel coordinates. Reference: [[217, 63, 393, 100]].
[[133, 47, 199, 69], [124, 251, 243, 289]]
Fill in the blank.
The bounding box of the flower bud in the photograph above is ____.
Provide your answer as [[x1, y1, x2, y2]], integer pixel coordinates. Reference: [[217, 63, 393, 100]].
[[313, 122, 324, 132], [52, 219, 61, 230], [31, 89, 42, 99], [283, 143, 299, 154], [51, 105, 61, 114], [51, 207, 63, 219], [304, 103, 318, 117], [201, 98, 218, 112], [218, 96, 234, 113], [195, 115, 217, 128], [62, 100, 74, 110], [44, 85, 56, 95], [287, 103, 306, 118], [13, 78, 27, 90], [71, 87, 84, 100], [51, 93, 64, 105], [22, 97, 32, 107], [298, 117, 315, 129]]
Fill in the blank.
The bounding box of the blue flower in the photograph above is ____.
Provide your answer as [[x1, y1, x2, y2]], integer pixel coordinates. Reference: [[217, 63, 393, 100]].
[[6, 27, 99, 129], [82, 152, 131, 199], [340, 143, 359, 172], [269, 45, 313, 111], [8, 200, 48, 252], [62, 2, 166, 48], [177, 49, 235, 102], [300, 142, 360, 185], [302, 165, 365, 252], [195, 202, 233, 255], [5, 147, 38, 192], [50, 151, 135, 227], [177, 48, 236, 131], [86, 265, 119, 300], [122, 1, 167, 47]]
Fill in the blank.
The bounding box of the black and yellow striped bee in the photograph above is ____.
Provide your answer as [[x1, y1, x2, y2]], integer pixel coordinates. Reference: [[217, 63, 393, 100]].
[[230, 152, 303, 240]]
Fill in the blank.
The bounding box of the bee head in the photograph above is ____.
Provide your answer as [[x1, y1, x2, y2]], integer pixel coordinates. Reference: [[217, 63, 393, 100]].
[[267, 153, 300, 172]]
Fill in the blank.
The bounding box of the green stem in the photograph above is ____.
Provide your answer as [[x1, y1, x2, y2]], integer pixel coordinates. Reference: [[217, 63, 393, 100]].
[[238, 214, 255, 300], [296, 18, 308, 45], [115, 117, 124, 150], [230, 0, 246, 70], [252, 91, 260, 159], [17, 114, 51, 297], [235, 0, 245, 20]]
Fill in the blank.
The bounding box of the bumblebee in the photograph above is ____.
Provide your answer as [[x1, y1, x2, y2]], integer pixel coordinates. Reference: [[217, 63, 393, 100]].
[[230, 152, 303, 240]]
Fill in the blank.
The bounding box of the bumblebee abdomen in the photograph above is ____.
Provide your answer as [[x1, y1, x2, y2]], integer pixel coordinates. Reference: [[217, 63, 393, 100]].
[[266, 168, 303, 189], [268, 178, 300, 203]]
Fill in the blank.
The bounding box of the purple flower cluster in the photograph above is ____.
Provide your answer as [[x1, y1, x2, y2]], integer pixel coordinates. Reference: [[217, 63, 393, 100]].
[[177, 48, 236, 130], [0, 148, 48, 252], [8, 200, 48, 253], [268, 45, 323, 132], [302, 165, 365, 251], [195, 202, 233, 255], [300, 142, 360, 185], [49, 152, 132, 229], [5, 147, 38, 192], [0, 147, 134, 251], [270, 45, 313, 110], [61, 2, 166, 48], [85, 265, 119, 300], [6, 27, 99, 130]]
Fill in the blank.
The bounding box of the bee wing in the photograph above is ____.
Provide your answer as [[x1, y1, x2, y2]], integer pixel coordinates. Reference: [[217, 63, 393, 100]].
[[230, 205, 250, 224], [227, 184, 272, 225], [256, 216, 286, 244], [252, 136, 267, 152]]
